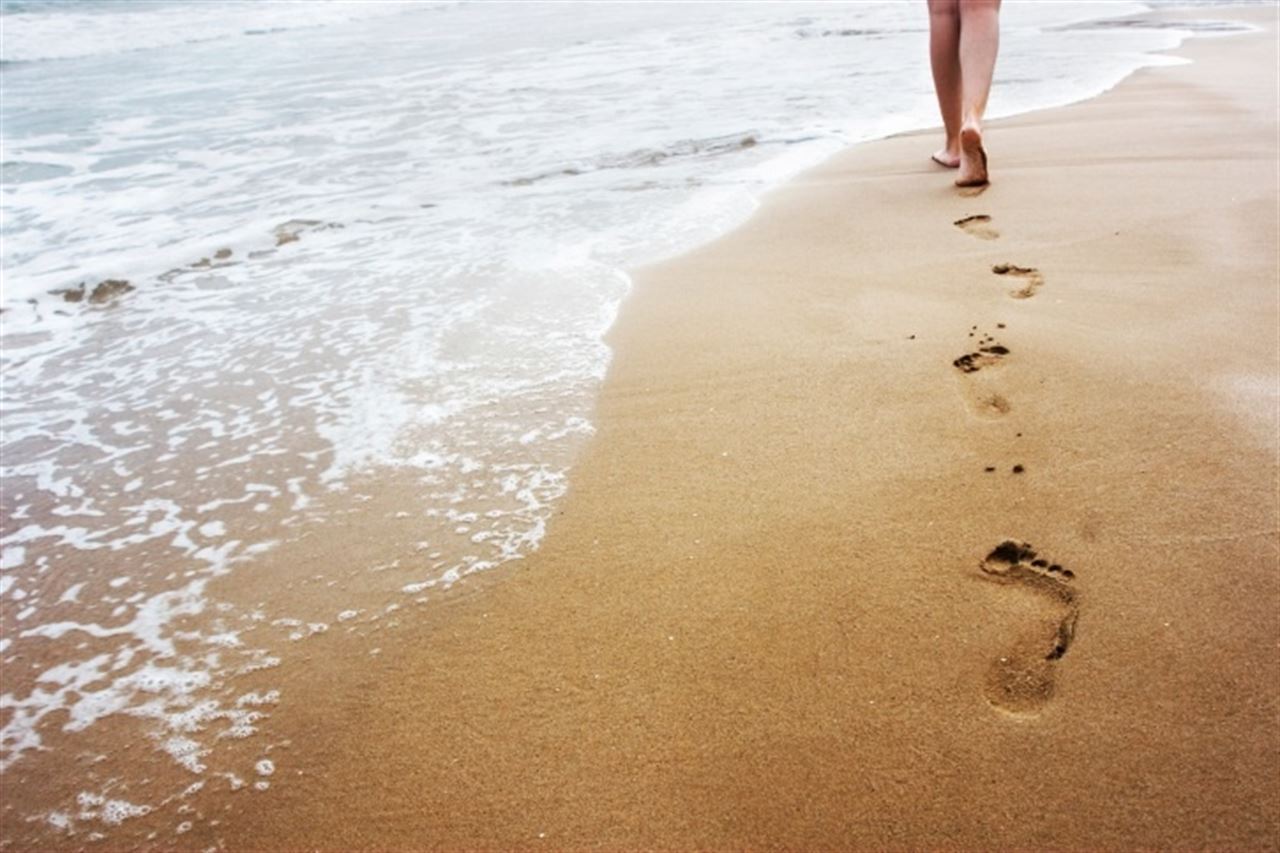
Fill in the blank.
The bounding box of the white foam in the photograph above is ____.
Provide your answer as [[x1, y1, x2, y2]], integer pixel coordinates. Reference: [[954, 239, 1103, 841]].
[[20, 579, 208, 658], [0, 546, 26, 570], [0, 575, 276, 787], [74, 792, 152, 827], [0, 1, 431, 64], [236, 690, 280, 707], [198, 521, 226, 538], [58, 583, 85, 604], [162, 736, 207, 774]]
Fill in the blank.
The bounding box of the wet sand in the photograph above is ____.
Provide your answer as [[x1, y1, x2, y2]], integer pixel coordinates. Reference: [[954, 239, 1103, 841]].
[[216, 8, 1280, 851]]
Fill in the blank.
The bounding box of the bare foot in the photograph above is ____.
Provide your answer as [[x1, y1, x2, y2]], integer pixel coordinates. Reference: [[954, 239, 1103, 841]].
[[932, 147, 960, 169], [956, 125, 988, 187]]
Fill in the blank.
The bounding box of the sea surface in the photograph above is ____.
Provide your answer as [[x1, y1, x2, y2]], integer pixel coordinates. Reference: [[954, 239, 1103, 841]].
[[0, 0, 1251, 845]]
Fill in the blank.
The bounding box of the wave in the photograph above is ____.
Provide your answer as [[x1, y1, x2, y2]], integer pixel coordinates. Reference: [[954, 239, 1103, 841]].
[[502, 132, 764, 187], [0, 0, 448, 64]]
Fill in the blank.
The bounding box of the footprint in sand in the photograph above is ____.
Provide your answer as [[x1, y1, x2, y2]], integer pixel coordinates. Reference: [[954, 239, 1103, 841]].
[[953, 328, 1012, 417], [953, 327, 1009, 374], [954, 214, 999, 240], [992, 263, 1043, 299], [978, 539, 1079, 715]]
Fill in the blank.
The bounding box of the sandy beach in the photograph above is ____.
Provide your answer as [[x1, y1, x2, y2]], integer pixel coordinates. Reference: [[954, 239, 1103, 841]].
[[203, 7, 1280, 851], [210, 7, 1280, 850], [4, 4, 1275, 851]]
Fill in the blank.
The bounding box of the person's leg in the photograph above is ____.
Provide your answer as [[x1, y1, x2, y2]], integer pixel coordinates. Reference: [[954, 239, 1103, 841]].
[[955, 0, 1001, 186], [928, 0, 962, 168]]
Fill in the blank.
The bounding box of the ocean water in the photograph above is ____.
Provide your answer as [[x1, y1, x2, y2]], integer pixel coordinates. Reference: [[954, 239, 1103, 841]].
[[0, 0, 1249, 845]]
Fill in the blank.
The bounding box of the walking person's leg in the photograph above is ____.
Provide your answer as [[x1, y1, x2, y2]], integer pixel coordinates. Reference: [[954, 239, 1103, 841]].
[[955, 0, 1000, 186], [928, 0, 962, 168]]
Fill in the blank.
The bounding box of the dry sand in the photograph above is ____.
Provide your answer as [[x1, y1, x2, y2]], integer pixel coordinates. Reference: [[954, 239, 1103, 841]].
[[214, 8, 1279, 850]]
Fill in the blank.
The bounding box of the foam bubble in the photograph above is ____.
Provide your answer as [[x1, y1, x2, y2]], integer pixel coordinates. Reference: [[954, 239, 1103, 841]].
[[162, 737, 206, 774], [75, 792, 153, 826], [0, 545, 26, 570]]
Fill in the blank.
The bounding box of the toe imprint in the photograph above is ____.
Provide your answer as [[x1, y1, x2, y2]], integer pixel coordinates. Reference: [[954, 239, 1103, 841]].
[[953, 329, 1010, 374]]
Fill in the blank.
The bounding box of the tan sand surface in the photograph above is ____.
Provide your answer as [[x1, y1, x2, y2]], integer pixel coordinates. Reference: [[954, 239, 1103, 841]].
[[205, 8, 1279, 850]]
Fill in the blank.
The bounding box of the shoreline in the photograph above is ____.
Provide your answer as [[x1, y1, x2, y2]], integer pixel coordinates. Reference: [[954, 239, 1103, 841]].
[[3, 3, 1276, 849], [213, 4, 1277, 849], [0, 2, 1191, 315]]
